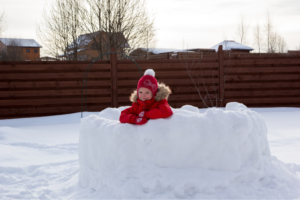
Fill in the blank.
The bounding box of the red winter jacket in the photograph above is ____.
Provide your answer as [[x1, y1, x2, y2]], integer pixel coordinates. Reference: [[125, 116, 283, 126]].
[[120, 83, 173, 124]]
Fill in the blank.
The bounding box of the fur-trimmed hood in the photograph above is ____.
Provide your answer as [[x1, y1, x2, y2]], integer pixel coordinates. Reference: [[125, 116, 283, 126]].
[[130, 82, 171, 103]]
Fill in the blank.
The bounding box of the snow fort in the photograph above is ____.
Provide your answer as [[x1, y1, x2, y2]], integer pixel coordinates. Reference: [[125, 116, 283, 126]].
[[79, 102, 300, 199]]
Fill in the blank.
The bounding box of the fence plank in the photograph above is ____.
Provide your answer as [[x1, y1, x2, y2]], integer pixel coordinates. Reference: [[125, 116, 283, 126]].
[[226, 82, 300, 89], [117, 70, 218, 78], [226, 74, 300, 82], [218, 45, 224, 107], [0, 89, 111, 98], [117, 62, 219, 70], [225, 89, 300, 97], [228, 67, 300, 73], [0, 72, 111, 80], [0, 97, 112, 106], [0, 105, 109, 116], [117, 86, 217, 95], [118, 94, 215, 103], [0, 80, 111, 89], [110, 47, 118, 107], [224, 97, 300, 104], [0, 63, 111, 71], [228, 59, 300, 66], [118, 79, 219, 86]]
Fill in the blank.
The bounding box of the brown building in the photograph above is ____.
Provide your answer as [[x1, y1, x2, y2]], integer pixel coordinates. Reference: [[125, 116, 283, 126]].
[[61, 31, 130, 60], [0, 38, 42, 61], [211, 40, 254, 53]]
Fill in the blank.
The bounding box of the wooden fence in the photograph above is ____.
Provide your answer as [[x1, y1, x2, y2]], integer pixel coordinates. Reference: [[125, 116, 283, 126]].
[[1, 46, 300, 119]]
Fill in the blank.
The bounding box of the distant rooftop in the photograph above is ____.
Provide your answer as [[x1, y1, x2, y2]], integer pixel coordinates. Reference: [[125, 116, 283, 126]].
[[211, 40, 254, 52], [0, 38, 42, 48]]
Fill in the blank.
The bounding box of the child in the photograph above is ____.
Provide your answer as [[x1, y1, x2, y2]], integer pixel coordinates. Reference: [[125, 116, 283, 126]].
[[119, 69, 173, 125]]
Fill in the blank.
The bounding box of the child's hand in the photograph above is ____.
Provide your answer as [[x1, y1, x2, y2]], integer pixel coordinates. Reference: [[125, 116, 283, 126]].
[[135, 117, 148, 125], [138, 111, 145, 118]]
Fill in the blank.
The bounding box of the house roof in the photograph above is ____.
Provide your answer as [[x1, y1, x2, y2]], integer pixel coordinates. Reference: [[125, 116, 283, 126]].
[[136, 48, 198, 54], [0, 38, 42, 48], [211, 40, 254, 52], [68, 31, 130, 49], [185, 48, 215, 52]]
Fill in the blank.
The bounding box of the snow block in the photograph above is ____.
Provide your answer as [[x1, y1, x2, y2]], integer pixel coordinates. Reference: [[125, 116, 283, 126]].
[[79, 102, 300, 199]]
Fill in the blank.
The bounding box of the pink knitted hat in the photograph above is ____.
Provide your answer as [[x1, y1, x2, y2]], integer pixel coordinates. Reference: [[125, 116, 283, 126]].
[[137, 69, 158, 96]]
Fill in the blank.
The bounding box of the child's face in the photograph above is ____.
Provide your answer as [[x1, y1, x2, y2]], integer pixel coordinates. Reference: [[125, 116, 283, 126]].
[[138, 87, 153, 101]]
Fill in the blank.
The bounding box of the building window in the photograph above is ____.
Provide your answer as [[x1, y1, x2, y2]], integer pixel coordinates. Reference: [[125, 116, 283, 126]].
[[34, 49, 38, 53], [26, 49, 30, 53]]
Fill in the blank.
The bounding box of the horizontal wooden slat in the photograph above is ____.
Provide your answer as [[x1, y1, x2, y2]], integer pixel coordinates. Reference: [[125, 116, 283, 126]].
[[225, 97, 300, 104], [228, 67, 300, 74], [0, 72, 111, 80], [118, 101, 207, 109], [117, 62, 219, 70], [118, 94, 216, 103], [118, 79, 218, 86], [0, 60, 110, 64], [117, 59, 217, 64], [0, 89, 111, 98], [226, 74, 300, 82], [0, 97, 112, 106], [225, 89, 300, 97], [226, 82, 300, 89], [117, 70, 218, 78], [0, 105, 110, 116], [117, 86, 218, 95], [0, 63, 111, 71], [227, 59, 300, 66], [0, 80, 111, 89], [241, 103, 300, 108]]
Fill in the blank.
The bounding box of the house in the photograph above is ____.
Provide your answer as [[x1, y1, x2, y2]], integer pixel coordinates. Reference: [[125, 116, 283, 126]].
[[63, 31, 130, 60], [211, 40, 254, 53], [0, 38, 42, 61]]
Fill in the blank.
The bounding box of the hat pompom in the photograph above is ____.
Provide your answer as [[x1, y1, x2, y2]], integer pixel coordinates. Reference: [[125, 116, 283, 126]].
[[144, 69, 155, 77]]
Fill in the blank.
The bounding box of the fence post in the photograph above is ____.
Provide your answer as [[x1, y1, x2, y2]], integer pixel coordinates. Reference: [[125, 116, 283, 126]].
[[110, 47, 118, 108], [218, 45, 224, 107]]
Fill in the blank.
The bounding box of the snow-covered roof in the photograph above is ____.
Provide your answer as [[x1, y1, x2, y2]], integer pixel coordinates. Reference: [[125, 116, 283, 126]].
[[0, 38, 42, 48], [211, 40, 254, 52], [149, 48, 181, 54], [138, 48, 198, 54]]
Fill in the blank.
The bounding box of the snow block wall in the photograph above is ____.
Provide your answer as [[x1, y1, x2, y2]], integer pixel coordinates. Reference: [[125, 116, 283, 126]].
[[79, 102, 300, 199]]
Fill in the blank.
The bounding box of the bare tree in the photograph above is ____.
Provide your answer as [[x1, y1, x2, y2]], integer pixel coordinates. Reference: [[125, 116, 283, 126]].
[[277, 35, 287, 53], [180, 45, 231, 108], [236, 15, 250, 44], [269, 32, 278, 53], [0, 9, 7, 36], [36, 0, 84, 60], [253, 23, 264, 53], [81, 0, 156, 59], [264, 12, 274, 52]]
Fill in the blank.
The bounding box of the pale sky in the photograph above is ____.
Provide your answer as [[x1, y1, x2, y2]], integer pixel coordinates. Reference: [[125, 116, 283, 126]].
[[1, 0, 300, 53]]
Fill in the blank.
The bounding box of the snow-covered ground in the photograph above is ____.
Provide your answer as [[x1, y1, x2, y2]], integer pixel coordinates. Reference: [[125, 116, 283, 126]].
[[0, 104, 300, 199]]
